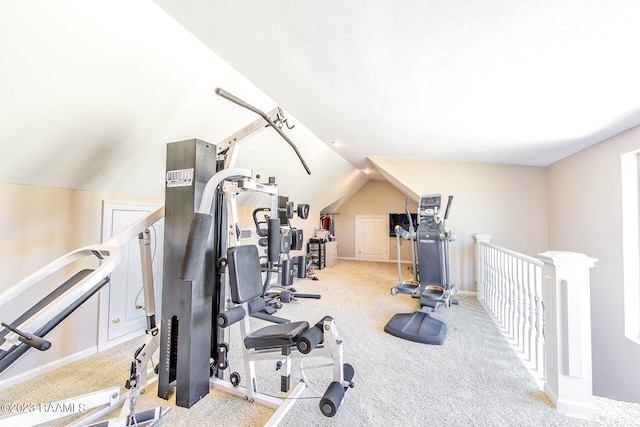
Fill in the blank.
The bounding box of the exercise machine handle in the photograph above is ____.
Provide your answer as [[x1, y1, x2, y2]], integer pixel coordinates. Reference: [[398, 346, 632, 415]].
[[404, 197, 415, 232], [444, 195, 454, 221], [215, 88, 312, 176], [252, 207, 270, 238], [1, 322, 51, 351]]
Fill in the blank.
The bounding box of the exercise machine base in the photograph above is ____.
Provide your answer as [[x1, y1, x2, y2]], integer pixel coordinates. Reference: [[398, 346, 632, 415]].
[[384, 311, 447, 345]]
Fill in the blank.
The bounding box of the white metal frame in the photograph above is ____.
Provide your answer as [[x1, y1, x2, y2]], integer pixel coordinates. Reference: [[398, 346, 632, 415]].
[[212, 315, 350, 426], [0, 208, 167, 426], [0, 245, 120, 353]]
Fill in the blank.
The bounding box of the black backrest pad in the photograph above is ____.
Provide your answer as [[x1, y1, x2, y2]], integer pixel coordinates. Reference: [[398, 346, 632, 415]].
[[227, 245, 264, 304]]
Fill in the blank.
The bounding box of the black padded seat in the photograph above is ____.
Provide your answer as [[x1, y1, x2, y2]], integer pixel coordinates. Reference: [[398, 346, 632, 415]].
[[244, 321, 309, 349], [227, 245, 310, 350]]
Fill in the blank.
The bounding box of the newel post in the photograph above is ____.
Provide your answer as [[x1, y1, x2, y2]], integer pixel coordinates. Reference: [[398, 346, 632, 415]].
[[538, 251, 597, 419], [474, 234, 492, 301]]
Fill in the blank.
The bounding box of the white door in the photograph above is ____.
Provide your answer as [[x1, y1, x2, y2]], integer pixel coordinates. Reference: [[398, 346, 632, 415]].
[[99, 202, 164, 350], [355, 215, 389, 261]]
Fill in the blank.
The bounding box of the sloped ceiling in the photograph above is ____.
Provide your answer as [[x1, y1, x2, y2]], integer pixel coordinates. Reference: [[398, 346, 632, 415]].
[[0, 1, 367, 212], [154, 0, 640, 174], [2, 1, 640, 215]]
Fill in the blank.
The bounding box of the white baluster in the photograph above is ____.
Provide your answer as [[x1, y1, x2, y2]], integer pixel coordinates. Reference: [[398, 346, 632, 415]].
[[522, 261, 532, 365], [534, 265, 545, 380], [515, 258, 524, 353]]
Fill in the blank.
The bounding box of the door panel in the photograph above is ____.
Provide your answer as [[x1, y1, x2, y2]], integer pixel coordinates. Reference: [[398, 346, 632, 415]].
[[355, 215, 388, 261]]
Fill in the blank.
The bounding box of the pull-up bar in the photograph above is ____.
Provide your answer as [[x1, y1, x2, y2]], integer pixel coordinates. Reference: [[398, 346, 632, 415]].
[[215, 88, 312, 175]]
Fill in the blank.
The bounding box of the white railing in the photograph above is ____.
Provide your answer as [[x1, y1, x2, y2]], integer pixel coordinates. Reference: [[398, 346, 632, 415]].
[[474, 234, 598, 419], [474, 234, 545, 382]]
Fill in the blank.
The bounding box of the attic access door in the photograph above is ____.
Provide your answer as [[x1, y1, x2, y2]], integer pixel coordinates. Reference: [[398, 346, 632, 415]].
[[355, 215, 389, 261], [99, 202, 164, 351]]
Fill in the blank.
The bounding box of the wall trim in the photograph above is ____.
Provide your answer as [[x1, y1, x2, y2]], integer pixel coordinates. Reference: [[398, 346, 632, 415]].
[[338, 257, 413, 264]]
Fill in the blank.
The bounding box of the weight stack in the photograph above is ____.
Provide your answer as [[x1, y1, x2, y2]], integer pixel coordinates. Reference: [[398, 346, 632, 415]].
[[158, 139, 216, 408]]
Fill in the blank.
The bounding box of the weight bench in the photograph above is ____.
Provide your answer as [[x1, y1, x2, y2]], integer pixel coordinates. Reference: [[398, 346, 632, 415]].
[[213, 244, 354, 423]]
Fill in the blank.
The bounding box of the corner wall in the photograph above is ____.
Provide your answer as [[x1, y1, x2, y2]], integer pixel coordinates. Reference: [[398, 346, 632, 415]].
[[547, 124, 640, 403], [336, 161, 549, 292], [332, 180, 419, 262]]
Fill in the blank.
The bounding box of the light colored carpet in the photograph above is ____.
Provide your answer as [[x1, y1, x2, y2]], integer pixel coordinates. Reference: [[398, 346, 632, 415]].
[[3, 260, 640, 426]]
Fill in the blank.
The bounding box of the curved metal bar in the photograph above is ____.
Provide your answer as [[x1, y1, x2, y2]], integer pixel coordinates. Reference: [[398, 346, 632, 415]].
[[215, 88, 312, 175], [199, 168, 253, 215]]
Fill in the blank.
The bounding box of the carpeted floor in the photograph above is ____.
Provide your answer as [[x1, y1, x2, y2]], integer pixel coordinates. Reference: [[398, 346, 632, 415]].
[[3, 260, 640, 426]]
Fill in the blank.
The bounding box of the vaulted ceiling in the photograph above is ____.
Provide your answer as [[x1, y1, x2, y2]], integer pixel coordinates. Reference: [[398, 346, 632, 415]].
[[154, 0, 640, 175]]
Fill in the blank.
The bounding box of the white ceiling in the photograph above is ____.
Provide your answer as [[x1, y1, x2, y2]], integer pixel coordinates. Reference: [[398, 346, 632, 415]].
[[154, 0, 640, 175]]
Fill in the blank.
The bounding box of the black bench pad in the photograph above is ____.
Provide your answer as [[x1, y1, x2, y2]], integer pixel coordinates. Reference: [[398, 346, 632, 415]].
[[244, 321, 309, 349]]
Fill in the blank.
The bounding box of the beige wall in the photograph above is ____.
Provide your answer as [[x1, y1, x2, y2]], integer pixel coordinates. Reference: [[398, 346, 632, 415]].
[[547, 124, 640, 403], [336, 162, 549, 292], [0, 183, 161, 384], [332, 180, 418, 262]]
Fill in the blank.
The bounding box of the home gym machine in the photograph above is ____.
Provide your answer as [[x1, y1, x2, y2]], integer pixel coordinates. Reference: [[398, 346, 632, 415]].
[[158, 88, 354, 423], [384, 194, 457, 345], [251, 195, 320, 323]]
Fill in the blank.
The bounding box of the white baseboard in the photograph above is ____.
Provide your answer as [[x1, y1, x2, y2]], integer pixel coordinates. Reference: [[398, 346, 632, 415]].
[[0, 346, 97, 391], [457, 290, 477, 296], [338, 257, 411, 263]]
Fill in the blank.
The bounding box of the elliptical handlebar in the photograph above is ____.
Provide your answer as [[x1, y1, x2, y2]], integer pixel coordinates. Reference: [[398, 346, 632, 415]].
[[443, 195, 453, 221], [394, 224, 412, 240], [405, 197, 415, 232]]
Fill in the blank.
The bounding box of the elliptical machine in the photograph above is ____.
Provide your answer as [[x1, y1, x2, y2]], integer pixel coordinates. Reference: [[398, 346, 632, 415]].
[[391, 197, 420, 295], [391, 194, 457, 309], [415, 194, 457, 309], [385, 194, 457, 345]]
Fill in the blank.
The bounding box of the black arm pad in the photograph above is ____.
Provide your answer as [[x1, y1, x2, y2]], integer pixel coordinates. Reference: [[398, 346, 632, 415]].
[[180, 213, 213, 281], [217, 306, 246, 328]]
